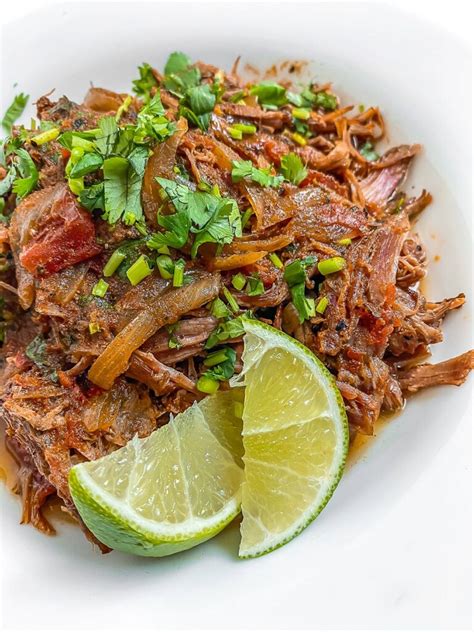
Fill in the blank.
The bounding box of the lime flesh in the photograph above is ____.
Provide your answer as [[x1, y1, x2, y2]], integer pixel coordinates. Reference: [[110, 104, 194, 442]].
[[231, 319, 349, 558], [69, 391, 243, 557]]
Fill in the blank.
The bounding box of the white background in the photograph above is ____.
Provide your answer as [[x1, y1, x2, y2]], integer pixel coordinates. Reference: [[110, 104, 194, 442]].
[[0, 2, 472, 631]]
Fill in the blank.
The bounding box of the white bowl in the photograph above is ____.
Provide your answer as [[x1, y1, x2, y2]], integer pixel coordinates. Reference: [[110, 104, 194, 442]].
[[1, 3, 471, 629]]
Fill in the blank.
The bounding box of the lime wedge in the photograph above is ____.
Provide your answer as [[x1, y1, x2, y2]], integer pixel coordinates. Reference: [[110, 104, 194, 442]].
[[231, 319, 349, 558], [69, 391, 243, 557]]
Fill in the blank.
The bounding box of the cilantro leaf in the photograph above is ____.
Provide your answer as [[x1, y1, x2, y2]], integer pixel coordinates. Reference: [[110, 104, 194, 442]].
[[360, 141, 379, 162], [203, 347, 237, 381], [249, 82, 287, 108], [132, 63, 159, 102], [133, 94, 175, 143], [79, 182, 105, 211], [231, 159, 284, 188], [289, 86, 337, 111], [12, 149, 38, 198], [150, 177, 241, 257], [94, 116, 119, 157], [102, 146, 147, 224], [1, 93, 29, 133], [163, 52, 201, 97], [191, 197, 242, 258], [179, 84, 216, 132], [0, 167, 15, 197], [283, 256, 318, 323], [69, 152, 103, 178], [164, 52, 192, 76], [280, 152, 308, 185]]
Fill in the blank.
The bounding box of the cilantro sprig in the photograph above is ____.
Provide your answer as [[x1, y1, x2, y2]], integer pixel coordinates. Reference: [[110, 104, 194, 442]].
[[279, 153, 308, 185], [231, 160, 284, 189], [148, 177, 242, 258]]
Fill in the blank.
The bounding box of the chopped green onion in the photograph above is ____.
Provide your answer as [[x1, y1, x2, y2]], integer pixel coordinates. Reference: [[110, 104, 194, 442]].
[[126, 255, 152, 286], [337, 238, 352, 246], [156, 254, 174, 280], [222, 287, 239, 313], [234, 401, 244, 418], [284, 260, 306, 286], [196, 375, 220, 394], [317, 256, 346, 276], [268, 252, 283, 269], [291, 132, 307, 146], [203, 349, 230, 367], [232, 123, 257, 134], [241, 207, 253, 229], [210, 298, 231, 319], [31, 127, 60, 146], [231, 273, 246, 291], [155, 244, 171, 255], [88, 322, 101, 334], [228, 127, 242, 140], [67, 177, 84, 195], [103, 250, 126, 277], [292, 108, 310, 120], [91, 279, 109, 297], [172, 258, 185, 287], [246, 275, 264, 296], [115, 95, 132, 122], [316, 296, 329, 314], [358, 104, 365, 113]]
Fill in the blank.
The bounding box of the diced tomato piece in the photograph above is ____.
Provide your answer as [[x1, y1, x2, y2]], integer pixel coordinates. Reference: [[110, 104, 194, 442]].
[[19, 187, 102, 275]]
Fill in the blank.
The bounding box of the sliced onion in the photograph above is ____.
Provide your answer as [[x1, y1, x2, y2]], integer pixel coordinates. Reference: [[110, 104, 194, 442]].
[[88, 271, 220, 389]]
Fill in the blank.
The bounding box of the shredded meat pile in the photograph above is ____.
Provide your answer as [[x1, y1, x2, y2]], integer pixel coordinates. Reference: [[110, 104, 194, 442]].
[[0, 56, 472, 547]]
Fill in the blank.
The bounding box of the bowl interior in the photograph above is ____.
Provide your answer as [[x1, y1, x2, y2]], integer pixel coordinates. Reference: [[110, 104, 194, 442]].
[[1, 3, 471, 630]]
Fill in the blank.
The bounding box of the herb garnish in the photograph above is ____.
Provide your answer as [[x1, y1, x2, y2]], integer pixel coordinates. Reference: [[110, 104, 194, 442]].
[[231, 160, 284, 188], [1, 93, 29, 133]]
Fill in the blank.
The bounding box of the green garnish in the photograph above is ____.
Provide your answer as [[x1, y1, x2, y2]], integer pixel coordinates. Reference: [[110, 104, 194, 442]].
[[231, 273, 246, 291], [222, 287, 239, 314], [25, 335, 58, 382], [249, 82, 287, 108], [201, 347, 237, 382], [280, 152, 308, 185], [231, 159, 284, 188], [246, 275, 264, 296], [12, 149, 38, 198], [231, 123, 257, 134], [163, 52, 201, 97], [103, 249, 126, 277], [268, 252, 283, 269], [317, 256, 346, 276], [205, 314, 249, 349], [91, 279, 109, 298], [291, 132, 307, 147], [156, 254, 174, 280], [69, 152, 103, 178], [172, 258, 185, 287], [1, 93, 29, 133], [360, 141, 379, 162], [284, 256, 318, 323], [337, 237, 352, 246], [31, 127, 60, 146], [241, 207, 253, 230], [132, 63, 159, 102], [196, 375, 220, 394], [315, 296, 329, 314], [102, 148, 148, 225], [115, 96, 132, 122], [126, 255, 152, 286], [148, 177, 241, 258], [228, 127, 242, 140], [291, 108, 310, 120], [210, 298, 231, 319], [179, 84, 216, 132], [89, 322, 101, 335]]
